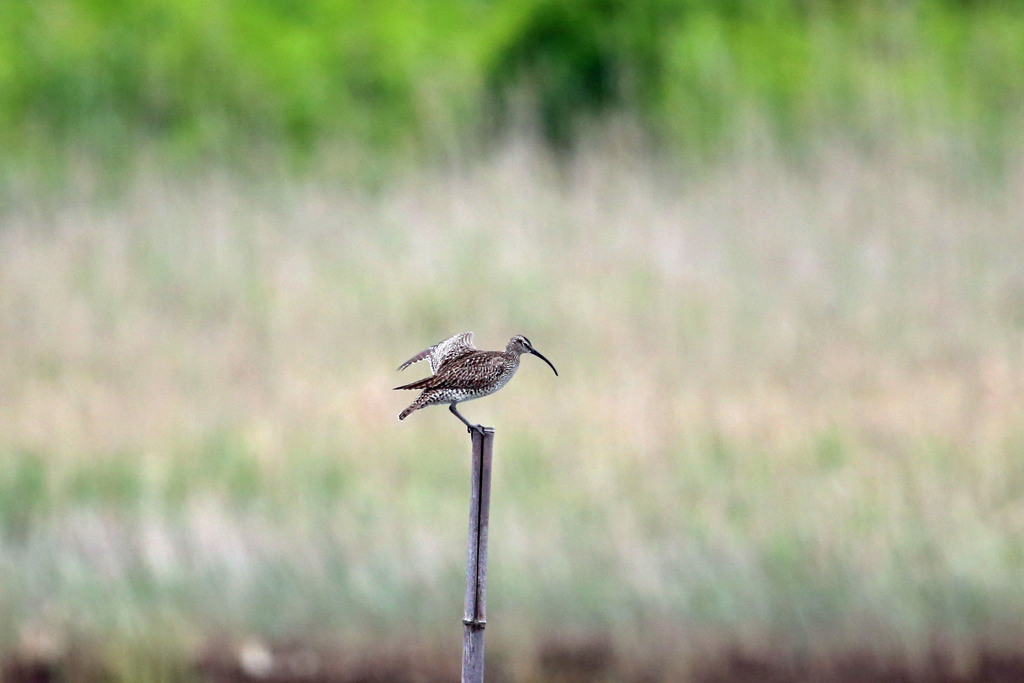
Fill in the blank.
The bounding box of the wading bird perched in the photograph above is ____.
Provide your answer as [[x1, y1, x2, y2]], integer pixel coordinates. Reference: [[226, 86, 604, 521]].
[[395, 332, 558, 434]]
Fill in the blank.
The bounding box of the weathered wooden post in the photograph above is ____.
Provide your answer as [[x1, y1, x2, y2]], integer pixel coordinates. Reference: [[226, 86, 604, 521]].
[[462, 426, 494, 683]]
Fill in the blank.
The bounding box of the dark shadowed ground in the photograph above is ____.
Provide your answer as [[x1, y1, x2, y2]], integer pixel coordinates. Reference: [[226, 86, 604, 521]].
[[6, 638, 1024, 682]]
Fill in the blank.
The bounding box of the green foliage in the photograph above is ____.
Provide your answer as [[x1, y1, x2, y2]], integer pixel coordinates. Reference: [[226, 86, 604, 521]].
[[0, 0, 1021, 165], [0, 451, 49, 542]]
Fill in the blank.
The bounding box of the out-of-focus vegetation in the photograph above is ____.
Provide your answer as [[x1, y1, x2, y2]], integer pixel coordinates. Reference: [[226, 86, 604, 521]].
[[2, 0, 1024, 169], [3, 1, 1024, 680], [2, 139, 1023, 679]]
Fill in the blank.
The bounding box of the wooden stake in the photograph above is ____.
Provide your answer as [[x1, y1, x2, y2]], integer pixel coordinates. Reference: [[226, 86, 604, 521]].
[[462, 427, 494, 683]]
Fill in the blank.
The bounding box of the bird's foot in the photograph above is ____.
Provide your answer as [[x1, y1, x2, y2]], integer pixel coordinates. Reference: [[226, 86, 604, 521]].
[[467, 424, 488, 436]]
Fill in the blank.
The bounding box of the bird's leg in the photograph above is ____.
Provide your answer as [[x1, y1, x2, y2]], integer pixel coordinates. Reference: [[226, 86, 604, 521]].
[[450, 403, 486, 435]]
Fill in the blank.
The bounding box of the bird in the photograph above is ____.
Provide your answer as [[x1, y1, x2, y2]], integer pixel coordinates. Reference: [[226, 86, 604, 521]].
[[394, 332, 558, 434]]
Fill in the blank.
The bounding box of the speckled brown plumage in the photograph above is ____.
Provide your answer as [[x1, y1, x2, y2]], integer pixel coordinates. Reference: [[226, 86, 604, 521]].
[[397, 331, 477, 374], [395, 332, 558, 433]]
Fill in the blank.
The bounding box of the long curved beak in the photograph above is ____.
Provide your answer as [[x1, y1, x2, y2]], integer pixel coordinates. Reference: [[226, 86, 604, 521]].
[[530, 349, 558, 376]]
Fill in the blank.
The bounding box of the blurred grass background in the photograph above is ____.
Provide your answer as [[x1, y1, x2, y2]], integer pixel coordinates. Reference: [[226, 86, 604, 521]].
[[2, 0, 1024, 680]]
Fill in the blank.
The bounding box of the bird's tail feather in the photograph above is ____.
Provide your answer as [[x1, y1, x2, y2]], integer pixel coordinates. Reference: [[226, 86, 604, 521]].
[[399, 393, 432, 420]]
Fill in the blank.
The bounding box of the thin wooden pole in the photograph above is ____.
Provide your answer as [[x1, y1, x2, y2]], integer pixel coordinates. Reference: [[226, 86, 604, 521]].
[[462, 426, 494, 683]]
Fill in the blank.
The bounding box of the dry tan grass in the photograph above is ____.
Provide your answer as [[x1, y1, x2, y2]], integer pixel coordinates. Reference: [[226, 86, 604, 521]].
[[0, 137, 1023, 670]]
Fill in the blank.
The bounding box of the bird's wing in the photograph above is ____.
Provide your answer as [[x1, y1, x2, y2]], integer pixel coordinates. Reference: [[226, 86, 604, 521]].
[[397, 331, 476, 374], [393, 376, 435, 391], [431, 332, 477, 373], [407, 352, 503, 391]]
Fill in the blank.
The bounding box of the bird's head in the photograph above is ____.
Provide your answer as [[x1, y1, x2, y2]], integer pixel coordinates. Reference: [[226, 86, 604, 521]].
[[508, 335, 558, 376]]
